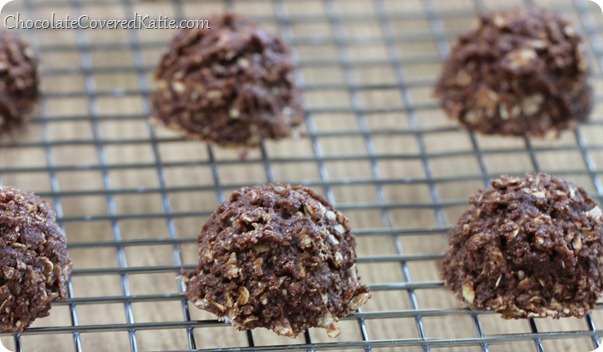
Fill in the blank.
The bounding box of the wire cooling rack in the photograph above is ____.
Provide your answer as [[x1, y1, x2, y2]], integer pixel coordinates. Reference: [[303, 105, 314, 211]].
[[2, 0, 603, 351]]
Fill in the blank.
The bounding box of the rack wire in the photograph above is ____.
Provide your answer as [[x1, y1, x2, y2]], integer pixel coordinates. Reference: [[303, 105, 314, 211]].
[[1, 0, 603, 351]]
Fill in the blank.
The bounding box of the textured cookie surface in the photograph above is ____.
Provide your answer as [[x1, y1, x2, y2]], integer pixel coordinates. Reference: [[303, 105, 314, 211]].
[[435, 7, 591, 137], [0, 186, 72, 332], [442, 174, 603, 319], [152, 13, 304, 147], [0, 31, 39, 134], [182, 184, 370, 337]]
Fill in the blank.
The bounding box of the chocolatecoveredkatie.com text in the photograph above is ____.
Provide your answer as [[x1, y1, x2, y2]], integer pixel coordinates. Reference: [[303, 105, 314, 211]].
[[4, 12, 210, 30]]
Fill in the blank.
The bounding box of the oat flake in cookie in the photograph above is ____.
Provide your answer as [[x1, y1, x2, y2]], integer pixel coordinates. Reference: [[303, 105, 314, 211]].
[[0, 186, 72, 332], [442, 174, 603, 319], [435, 7, 592, 138], [152, 13, 305, 147], [182, 184, 370, 337], [0, 31, 40, 134]]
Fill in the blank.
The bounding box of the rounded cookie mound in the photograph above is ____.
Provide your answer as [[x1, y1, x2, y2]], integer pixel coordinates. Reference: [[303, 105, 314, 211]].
[[152, 13, 305, 147], [182, 184, 370, 337], [442, 174, 603, 319], [0, 31, 40, 134], [435, 7, 592, 138], [0, 186, 72, 332]]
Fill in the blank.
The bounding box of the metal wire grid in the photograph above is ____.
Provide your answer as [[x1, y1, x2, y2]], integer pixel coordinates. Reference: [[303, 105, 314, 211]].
[[0, 0, 602, 351]]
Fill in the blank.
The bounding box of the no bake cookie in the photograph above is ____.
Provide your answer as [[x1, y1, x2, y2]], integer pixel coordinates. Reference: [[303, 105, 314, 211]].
[[0, 31, 40, 134], [182, 184, 370, 337], [435, 7, 592, 137], [152, 13, 305, 147], [442, 174, 603, 319], [0, 186, 72, 332]]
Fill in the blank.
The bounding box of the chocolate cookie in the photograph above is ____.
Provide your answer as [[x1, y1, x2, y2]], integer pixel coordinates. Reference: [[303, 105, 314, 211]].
[[0, 186, 72, 332], [442, 174, 603, 319], [152, 13, 305, 147], [182, 184, 370, 337], [435, 7, 592, 138], [0, 31, 40, 134]]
